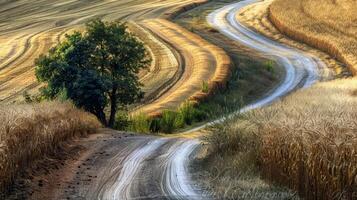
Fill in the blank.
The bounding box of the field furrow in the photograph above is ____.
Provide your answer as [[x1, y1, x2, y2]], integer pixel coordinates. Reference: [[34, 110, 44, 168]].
[[136, 19, 231, 116], [128, 22, 182, 103], [0, 0, 206, 103]]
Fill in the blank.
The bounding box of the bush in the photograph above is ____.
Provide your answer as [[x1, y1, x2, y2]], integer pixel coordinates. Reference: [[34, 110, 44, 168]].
[[264, 60, 275, 73], [114, 111, 130, 130], [178, 101, 195, 125], [192, 108, 208, 122], [160, 110, 180, 133], [149, 118, 161, 133], [202, 81, 209, 93], [128, 113, 151, 133]]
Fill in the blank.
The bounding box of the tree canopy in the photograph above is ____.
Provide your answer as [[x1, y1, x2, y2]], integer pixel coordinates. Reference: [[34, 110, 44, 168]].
[[35, 19, 150, 126]]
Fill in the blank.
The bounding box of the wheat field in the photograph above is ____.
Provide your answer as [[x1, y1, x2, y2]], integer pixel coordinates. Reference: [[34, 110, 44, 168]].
[[0, 102, 101, 193], [269, 0, 357, 75], [214, 78, 357, 199]]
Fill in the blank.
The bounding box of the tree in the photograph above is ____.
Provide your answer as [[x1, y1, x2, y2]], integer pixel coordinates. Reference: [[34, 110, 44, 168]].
[[35, 19, 150, 127]]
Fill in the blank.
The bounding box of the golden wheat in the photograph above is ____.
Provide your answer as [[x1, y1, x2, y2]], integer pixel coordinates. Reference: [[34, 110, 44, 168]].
[[210, 78, 357, 199], [0, 102, 101, 193], [252, 78, 357, 199], [269, 0, 357, 75], [135, 19, 232, 117]]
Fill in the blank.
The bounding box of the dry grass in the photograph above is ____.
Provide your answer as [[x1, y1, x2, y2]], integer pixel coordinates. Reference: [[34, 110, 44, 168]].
[[0, 102, 101, 193], [136, 19, 232, 117], [269, 0, 357, 75], [207, 78, 357, 199]]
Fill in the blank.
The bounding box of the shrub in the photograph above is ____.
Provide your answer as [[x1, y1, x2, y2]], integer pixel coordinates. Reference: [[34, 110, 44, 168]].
[[160, 110, 179, 133], [202, 81, 209, 93], [128, 113, 151, 133], [149, 118, 161, 133], [114, 111, 130, 130], [178, 101, 195, 125], [192, 108, 208, 122], [264, 60, 275, 73]]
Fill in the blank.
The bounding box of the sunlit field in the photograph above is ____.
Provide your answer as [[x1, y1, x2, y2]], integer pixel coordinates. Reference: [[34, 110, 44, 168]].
[[269, 0, 357, 74], [0, 102, 100, 193], [207, 78, 357, 199]]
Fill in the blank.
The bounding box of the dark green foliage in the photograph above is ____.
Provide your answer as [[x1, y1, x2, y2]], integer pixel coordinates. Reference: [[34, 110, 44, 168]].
[[159, 110, 179, 134], [114, 111, 130, 130], [192, 108, 208, 122], [149, 118, 161, 133], [178, 101, 195, 125], [35, 19, 150, 126]]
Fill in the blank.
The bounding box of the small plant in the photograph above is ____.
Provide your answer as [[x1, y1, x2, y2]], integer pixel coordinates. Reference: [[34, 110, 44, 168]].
[[128, 113, 151, 133], [178, 101, 195, 125], [114, 111, 130, 130], [202, 81, 209, 93], [149, 117, 161, 133], [160, 110, 179, 133], [23, 91, 33, 103], [264, 60, 275, 73]]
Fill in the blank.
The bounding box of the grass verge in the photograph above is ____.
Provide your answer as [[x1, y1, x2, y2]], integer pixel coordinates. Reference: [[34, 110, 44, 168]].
[[0, 102, 100, 195]]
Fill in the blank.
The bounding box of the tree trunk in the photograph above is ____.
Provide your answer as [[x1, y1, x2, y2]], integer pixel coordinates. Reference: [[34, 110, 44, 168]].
[[108, 84, 118, 128], [95, 109, 107, 126]]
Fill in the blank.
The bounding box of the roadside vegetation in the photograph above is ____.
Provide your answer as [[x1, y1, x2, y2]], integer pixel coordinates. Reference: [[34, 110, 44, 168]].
[[135, 19, 232, 117], [0, 102, 100, 194], [204, 78, 357, 199], [176, 0, 357, 199], [123, 58, 279, 134]]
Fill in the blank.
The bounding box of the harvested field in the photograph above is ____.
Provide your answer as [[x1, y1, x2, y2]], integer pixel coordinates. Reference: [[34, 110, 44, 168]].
[[269, 0, 357, 75], [0, 0, 206, 103], [235, 0, 347, 77], [135, 19, 232, 117], [0, 102, 100, 194], [128, 22, 182, 102]]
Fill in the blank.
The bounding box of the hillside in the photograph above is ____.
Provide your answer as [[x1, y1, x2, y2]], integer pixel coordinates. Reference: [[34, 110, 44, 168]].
[[269, 0, 357, 74]]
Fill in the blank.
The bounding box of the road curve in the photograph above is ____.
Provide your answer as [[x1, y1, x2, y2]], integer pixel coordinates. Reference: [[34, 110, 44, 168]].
[[27, 1, 332, 199], [186, 0, 331, 133], [99, 1, 332, 199]]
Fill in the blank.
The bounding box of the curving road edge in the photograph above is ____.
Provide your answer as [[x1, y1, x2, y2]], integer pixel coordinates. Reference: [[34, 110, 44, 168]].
[[108, 0, 331, 199], [53, 1, 332, 199]]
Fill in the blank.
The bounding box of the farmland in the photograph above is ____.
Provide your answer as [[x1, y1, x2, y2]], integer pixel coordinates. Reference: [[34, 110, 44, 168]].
[[0, 0, 206, 104], [1, 0, 357, 199], [269, 0, 357, 75]]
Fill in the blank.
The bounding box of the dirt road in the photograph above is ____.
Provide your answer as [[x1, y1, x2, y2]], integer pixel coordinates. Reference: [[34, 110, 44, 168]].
[[19, 1, 335, 200]]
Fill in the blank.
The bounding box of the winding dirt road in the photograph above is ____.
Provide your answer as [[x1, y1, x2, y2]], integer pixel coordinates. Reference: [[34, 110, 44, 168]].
[[23, 0, 333, 200]]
